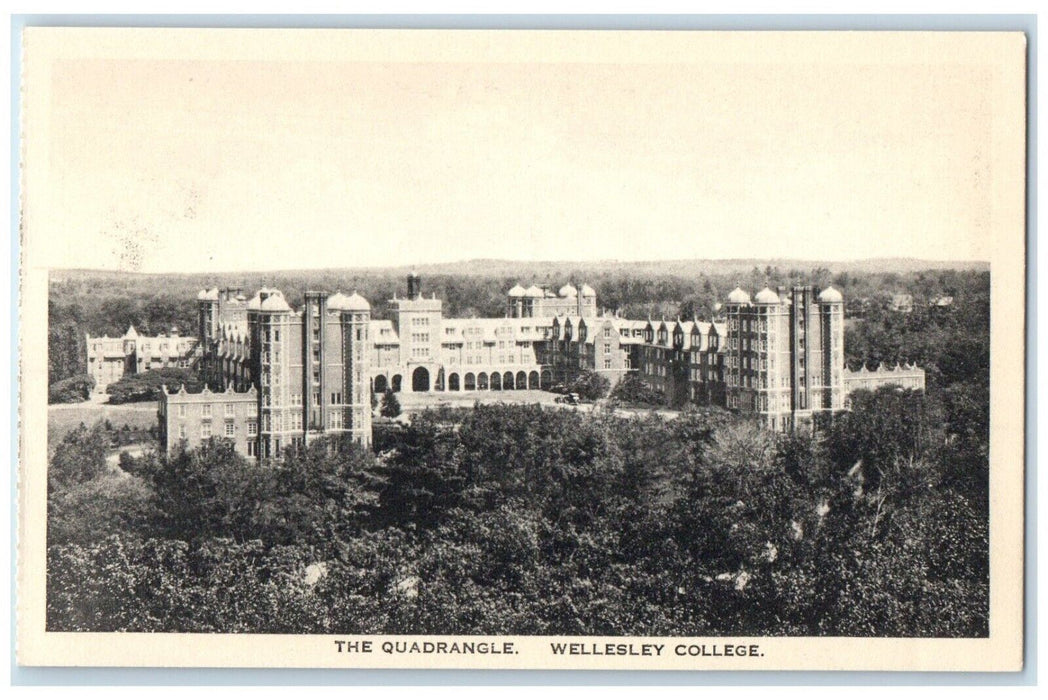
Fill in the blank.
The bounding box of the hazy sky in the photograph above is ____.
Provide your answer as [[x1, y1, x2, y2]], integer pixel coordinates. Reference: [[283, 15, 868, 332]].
[[27, 30, 1009, 272]]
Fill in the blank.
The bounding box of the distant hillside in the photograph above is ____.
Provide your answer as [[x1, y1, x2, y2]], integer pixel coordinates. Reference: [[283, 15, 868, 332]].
[[50, 257, 988, 284]]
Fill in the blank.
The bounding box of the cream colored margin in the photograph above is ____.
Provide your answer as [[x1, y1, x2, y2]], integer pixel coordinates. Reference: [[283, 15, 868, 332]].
[[17, 28, 1027, 671]]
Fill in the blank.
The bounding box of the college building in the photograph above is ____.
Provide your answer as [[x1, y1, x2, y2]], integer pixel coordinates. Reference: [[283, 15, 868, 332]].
[[155, 275, 925, 459], [85, 325, 197, 393]]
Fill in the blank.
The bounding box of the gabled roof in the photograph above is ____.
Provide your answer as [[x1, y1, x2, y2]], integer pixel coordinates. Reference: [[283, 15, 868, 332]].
[[369, 319, 400, 343]]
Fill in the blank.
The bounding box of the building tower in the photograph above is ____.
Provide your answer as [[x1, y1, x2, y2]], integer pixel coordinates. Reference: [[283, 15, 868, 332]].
[[331, 292, 373, 447], [817, 286, 845, 411], [507, 284, 526, 317], [196, 287, 220, 345], [252, 288, 292, 459], [389, 274, 442, 391], [302, 290, 329, 439], [788, 285, 822, 423]]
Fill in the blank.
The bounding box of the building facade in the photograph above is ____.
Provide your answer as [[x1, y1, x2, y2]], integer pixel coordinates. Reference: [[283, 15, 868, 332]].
[[156, 275, 924, 459], [173, 287, 373, 459], [158, 385, 259, 456], [85, 325, 197, 393]]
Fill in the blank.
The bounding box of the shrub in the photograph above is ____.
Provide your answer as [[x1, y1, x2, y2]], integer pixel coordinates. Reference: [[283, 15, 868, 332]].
[[48, 374, 95, 404], [608, 373, 664, 407], [566, 370, 611, 402], [106, 368, 204, 404]]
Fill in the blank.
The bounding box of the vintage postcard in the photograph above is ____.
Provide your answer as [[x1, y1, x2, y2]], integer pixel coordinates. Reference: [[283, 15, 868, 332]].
[[17, 28, 1026, 671]]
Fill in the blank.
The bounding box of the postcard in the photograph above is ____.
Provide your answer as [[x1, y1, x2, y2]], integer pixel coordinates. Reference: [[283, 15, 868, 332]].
[[17, 27, 1027, 671]]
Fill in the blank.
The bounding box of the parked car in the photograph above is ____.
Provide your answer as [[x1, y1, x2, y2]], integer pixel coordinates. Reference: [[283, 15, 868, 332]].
[[554, 393, 580, 405]]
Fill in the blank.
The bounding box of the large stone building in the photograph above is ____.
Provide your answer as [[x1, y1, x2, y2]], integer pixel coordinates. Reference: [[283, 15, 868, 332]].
[[156, 275, 925, 459], [164, 286, 374, 459], [85, 325, 197, 393]]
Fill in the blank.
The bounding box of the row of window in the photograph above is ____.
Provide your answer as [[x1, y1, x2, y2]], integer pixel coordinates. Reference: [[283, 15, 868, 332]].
[[177, 419, 254, 440], [175, 402, 256, 418]]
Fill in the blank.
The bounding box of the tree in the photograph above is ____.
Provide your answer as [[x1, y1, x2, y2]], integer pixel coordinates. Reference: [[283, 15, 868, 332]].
[[608, 373, 665, 407], [48, 472, 159, 546], [48, 319, 87, 385], [566, 370, 611, 402], [106, 367, 203, 404], [49, 423, 110, 492], [151, 439, 272, 542], [48, 374, 95, 404], [380, 388, 402, 419]]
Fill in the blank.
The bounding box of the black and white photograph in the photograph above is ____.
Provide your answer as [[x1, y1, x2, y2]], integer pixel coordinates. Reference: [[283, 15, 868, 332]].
[[17, 26, 1027, 671]]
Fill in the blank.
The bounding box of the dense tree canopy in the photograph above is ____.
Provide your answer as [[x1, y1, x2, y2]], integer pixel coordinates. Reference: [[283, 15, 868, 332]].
[[48, 391, 987, 636]]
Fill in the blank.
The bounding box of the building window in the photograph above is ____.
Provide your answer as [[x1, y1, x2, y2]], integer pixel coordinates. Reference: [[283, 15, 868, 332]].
[[604, 358, 612, 369], [247, 419, 257, 436], [178, 425, 186, 439], [178, 404, 186, 418], [224, 403, 235, 417], [202, 404, 212, 418], [225, 421, 235, 437], [201, 423, 212, 439]]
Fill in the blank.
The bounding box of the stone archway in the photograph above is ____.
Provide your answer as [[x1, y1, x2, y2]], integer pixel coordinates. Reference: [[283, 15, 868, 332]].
[[391, 375, 402, 392], [529, 370, 540, 389], [503, 371, 514, 390], [541, 369, 552, 388], [373, 374, 388, 393], [448, 373, 460, 391], [516, 371, 527, 390], [478, 372, 489, 390], [464, 372, 476, 391], [412, 366, 430, 392], [491, 372, 502, 390]]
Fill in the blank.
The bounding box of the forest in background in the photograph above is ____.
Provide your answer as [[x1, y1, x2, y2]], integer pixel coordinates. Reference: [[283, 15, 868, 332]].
[[44, 264, 990, 636]]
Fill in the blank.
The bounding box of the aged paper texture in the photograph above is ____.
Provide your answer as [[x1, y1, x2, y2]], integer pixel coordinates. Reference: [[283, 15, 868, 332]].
[[18, 28, 1026, 671]]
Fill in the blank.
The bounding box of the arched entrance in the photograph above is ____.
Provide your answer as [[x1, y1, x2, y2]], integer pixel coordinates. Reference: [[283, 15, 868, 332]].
[[448, 373, 460, 391], [541, 369, 552, 388], [529, 370, 540, 389], [464, 372, 476, 391], [490, 372, 502, 390], [516, 371, 527, 390], [478, 372, 489, 390], [503, 371, 514, 390], [373, 374, 388, 393], [412, 366, 430, 392], [391, 374, 402, 392]]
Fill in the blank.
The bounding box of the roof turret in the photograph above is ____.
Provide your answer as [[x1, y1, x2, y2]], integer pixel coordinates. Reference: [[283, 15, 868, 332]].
[[727, 287, 751, 304], [342, 292, 370, 311], [754, 287, 781, 304], [818, 286, 844, 303]]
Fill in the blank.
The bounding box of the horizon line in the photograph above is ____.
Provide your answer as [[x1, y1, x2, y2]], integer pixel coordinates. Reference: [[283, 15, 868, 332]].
[[47, 255, 992, 277]]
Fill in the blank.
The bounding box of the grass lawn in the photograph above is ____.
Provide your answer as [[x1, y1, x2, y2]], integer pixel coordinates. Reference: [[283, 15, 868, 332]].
[[48, 402, 158, 451]]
